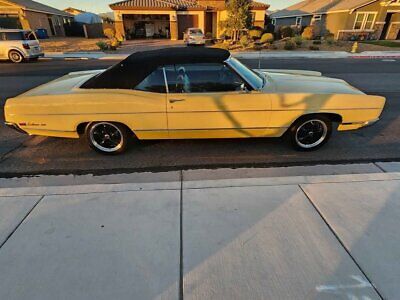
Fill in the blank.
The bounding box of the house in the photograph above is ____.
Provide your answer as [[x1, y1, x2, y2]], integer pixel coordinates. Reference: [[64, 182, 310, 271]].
[[270, 0, 400, 40], [109, 0, 269, 40], [0, 0, 73, 36], [63, 7, 85, 16]]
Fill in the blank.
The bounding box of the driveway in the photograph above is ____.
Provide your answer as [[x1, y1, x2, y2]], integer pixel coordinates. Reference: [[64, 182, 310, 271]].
[[115, 39, 185, 53]]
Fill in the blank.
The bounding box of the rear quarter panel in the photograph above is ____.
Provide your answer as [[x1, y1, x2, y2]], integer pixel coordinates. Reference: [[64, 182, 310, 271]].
[[5, 89, 167, 139]]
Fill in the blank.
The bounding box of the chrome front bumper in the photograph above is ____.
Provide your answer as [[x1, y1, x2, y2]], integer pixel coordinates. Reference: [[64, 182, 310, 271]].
[[338, 118, 380, 131]]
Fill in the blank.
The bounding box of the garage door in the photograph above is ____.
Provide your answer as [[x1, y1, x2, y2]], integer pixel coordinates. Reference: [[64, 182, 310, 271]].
[[0, 14, 22, 29], [177, 15, 198, 39]]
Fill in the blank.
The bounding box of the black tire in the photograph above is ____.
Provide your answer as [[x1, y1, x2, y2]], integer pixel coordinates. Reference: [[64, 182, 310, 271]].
[[86, 122, 129, 154], [289, 115, 332, 151], [8, 50, 24, 63]]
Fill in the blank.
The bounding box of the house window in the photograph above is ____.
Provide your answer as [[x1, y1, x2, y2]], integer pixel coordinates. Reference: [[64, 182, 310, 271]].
[[353, 12, 377, 30], [311, 14, 322, 25], [296, 17, 302, 26]]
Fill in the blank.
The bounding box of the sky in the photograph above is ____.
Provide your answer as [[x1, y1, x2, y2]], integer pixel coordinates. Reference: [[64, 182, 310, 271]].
[[38, 0, 300, 13]]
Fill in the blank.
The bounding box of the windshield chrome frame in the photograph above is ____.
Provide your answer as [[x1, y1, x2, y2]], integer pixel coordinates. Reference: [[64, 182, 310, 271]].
[[224, 56, 263, 91]]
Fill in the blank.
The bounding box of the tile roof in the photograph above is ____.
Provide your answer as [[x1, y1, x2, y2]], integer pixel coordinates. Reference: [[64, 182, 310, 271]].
[[271, 0, 379, 18], [8, 0, 73, 17], [110, 0, 205, 9], [250, 1, 269, 9], [110, 0, 269, 10]]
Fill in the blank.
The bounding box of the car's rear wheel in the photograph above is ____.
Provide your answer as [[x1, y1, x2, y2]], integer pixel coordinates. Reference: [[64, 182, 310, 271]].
[[289, 115, 332, 151], [86, 122, 128, 154], [9, 50, 24, 63]]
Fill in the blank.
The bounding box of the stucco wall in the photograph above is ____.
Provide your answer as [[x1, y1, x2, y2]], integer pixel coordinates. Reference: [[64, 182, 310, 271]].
[[23, 10, 51, 33], [20, 11, 67, 36], [177, 10, 205, 32], [114, 6, 265, 40]]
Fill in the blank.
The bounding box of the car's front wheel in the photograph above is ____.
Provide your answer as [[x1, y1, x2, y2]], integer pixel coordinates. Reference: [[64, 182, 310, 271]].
[[86, 122, 129, 154], [289, 116, 332, 151], [8, 50, 24, 63]]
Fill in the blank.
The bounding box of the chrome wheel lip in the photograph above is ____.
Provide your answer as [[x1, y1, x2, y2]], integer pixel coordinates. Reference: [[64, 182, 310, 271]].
[[295, 119, 328, 149], [89, 122, 123, 153]]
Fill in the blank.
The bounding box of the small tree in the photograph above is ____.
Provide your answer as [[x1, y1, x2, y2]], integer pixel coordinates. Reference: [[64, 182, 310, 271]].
[[220, 0, 252, 41]]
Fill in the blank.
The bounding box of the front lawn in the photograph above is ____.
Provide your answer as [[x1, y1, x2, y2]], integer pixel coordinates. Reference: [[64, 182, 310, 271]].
[[40, 37, 107, 52]]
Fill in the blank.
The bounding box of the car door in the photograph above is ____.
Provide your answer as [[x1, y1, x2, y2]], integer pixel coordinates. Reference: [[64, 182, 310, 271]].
[[127, 66, 168, 139], [165, 63, 272, 138]]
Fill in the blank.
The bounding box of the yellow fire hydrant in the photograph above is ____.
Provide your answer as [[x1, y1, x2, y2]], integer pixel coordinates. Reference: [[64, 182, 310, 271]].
[[351, 41, 359, 53]]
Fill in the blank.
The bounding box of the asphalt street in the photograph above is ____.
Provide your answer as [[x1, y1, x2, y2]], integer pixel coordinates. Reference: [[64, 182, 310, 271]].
[[0, 58, 399, 176]]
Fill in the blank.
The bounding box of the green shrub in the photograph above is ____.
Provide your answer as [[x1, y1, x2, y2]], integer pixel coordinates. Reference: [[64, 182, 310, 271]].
[[280, 26, 295, 38], [309, 45, 320, 51], [293, 35, 303, 47], [205, 32, 213, 39], [313, 40, 322, 45], [326, 37, 335, 45], [249, 29, 262, 41], [260, 33, 274, 44], [96, 41, 108, 51], [301, 26, 314, 40], [284, 39, 296, 50], [239, 35, 250, 48]]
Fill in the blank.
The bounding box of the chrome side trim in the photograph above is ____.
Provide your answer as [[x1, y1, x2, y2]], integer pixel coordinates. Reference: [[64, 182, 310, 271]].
[[134, 126, 289, 132], [162, 67, 169, 94]]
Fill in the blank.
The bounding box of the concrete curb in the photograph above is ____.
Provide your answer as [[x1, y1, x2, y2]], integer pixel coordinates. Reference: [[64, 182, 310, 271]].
[[1, 162, 399, 189]]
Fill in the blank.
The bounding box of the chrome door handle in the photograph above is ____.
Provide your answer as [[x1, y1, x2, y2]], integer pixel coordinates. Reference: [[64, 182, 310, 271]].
[[169, 99, 185, 103]]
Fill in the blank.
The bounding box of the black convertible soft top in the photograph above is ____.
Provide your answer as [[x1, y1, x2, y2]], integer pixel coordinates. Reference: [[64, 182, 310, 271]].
[[81, 47, 230, 89]]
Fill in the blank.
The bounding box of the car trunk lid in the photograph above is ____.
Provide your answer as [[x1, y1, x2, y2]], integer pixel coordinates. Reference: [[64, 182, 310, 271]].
[[18, 70, 104, 97]]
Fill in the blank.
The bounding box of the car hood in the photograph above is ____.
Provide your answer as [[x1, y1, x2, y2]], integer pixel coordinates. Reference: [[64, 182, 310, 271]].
[[18, 69, 105, 97], [257, 69, 364, 95]]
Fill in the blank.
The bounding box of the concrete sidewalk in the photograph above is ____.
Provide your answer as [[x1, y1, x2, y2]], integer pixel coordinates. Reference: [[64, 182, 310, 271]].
[[41, 50, 400, 61], [1, 164, 400, 299]]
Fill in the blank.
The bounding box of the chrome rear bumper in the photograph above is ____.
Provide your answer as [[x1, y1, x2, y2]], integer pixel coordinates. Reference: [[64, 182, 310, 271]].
[[5, 122, 27, 134]]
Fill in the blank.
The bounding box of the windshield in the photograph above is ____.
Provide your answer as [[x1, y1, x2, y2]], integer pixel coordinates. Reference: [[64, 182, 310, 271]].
[[227, 57, 264, 90], [189, 29, 203, 35]]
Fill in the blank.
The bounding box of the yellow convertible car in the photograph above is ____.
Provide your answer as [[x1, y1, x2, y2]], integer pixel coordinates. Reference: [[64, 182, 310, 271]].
[[5, 47, 385, 154]]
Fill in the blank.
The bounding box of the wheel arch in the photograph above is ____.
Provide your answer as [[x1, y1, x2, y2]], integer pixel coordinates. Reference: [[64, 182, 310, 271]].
[[77, 121, 137, 138], [282, 112, 342, 137], [290, 112, 342, 127], [8, 48, 25, 58]]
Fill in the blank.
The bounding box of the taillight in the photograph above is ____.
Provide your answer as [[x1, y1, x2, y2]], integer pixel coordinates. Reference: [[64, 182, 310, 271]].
[[22, 43, 30, 50]]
